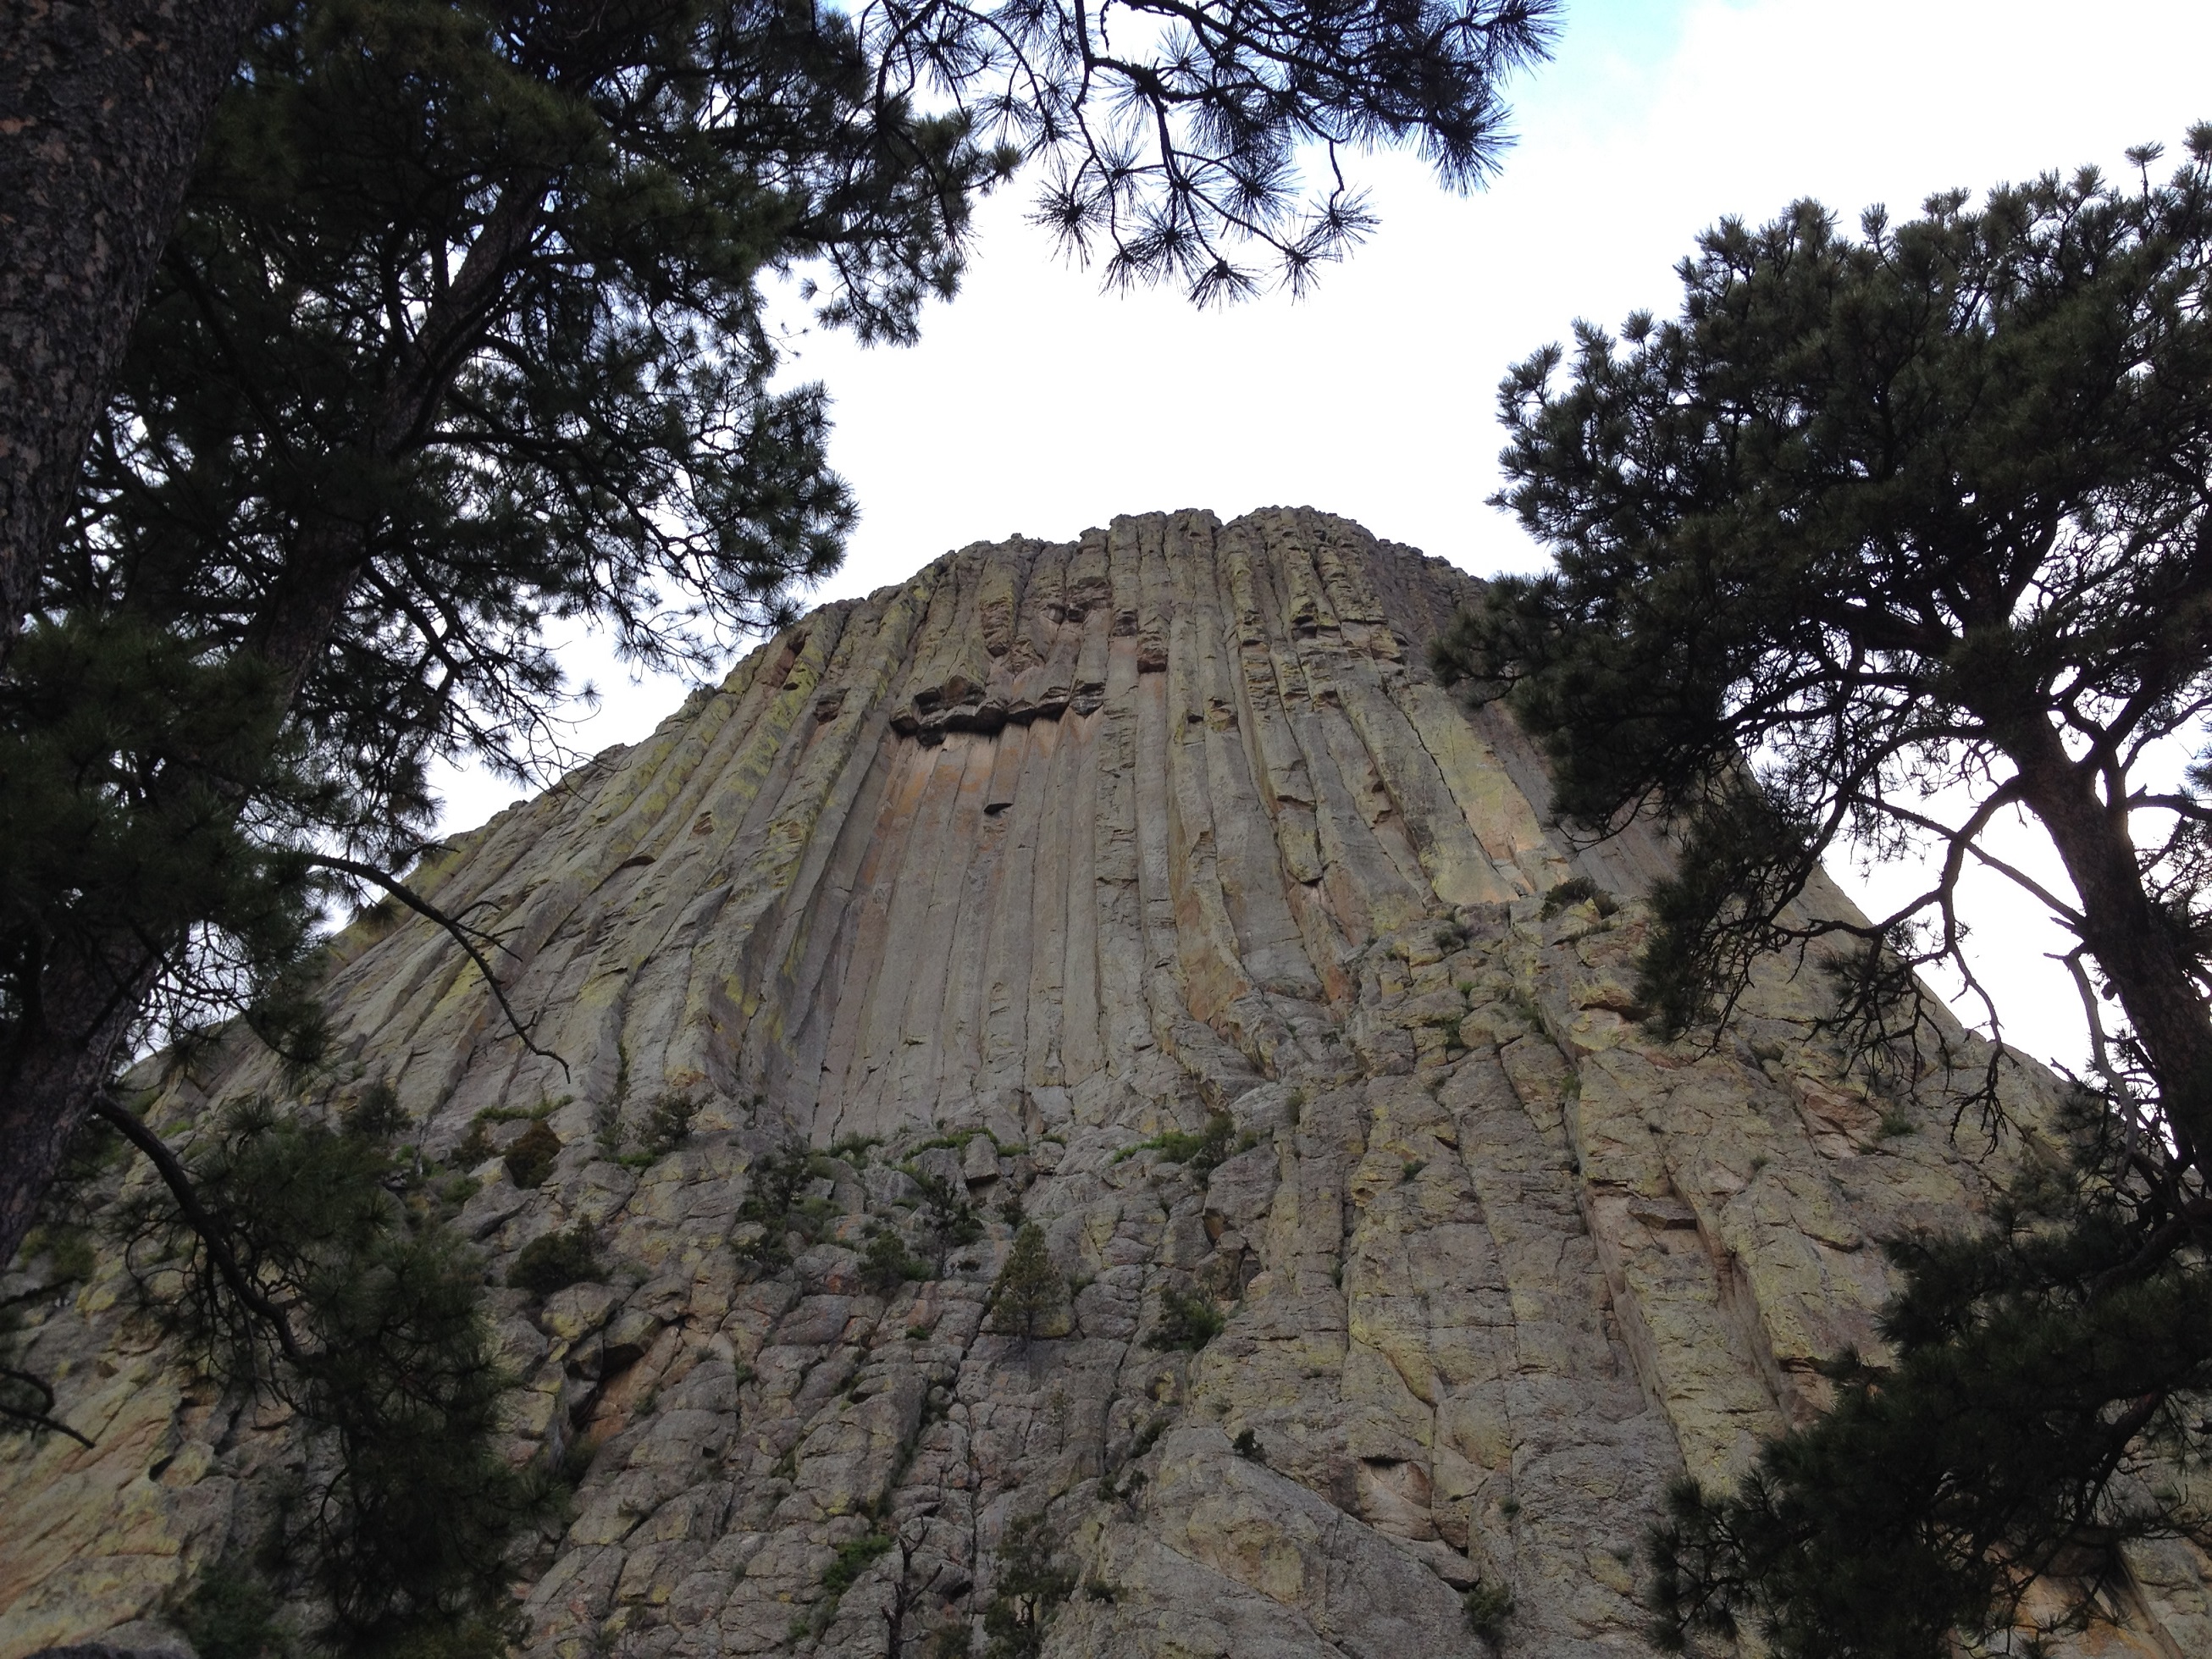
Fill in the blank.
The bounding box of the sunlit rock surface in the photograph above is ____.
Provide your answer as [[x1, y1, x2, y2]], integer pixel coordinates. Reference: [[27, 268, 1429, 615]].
[[8, 508, 2207, 1658]]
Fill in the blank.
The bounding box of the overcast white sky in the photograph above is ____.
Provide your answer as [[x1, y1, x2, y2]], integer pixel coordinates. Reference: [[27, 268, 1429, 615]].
[[433, 0, 2212, 1078]]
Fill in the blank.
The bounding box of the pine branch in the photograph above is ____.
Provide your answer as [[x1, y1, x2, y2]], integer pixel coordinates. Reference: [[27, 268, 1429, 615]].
[[305, 854, 567, 1076], [93, 1095, 307, 1364]]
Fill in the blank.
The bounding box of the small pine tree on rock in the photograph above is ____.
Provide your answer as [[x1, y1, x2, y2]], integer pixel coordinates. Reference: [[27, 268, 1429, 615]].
[[860, 1226, 932, 1293], [986, 1224, 1070, 1343], [912, 1169, 984, 1270], [1147, 1287, 1225, 1352], [503, 1120, 561, 1190], [982, 1510, 1075, 1659], [732, 1141, 814, 1269], [506, 1225, 601, 1297]]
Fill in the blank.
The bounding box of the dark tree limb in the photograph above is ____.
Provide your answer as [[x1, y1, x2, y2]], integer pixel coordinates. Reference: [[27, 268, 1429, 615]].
[[0, 942, 167, 1277], [304, 854, 567, 1076], [91, 1094, 306, 1363], [0, 1363, 94, 1447]]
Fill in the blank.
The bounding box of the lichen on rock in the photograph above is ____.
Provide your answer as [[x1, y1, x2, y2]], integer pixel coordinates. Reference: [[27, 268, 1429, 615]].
[[8, 508, 2201, 1659]]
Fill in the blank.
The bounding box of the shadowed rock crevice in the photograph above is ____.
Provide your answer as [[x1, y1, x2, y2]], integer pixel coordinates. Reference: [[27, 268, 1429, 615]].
[[8, 508, 2204, 1659]]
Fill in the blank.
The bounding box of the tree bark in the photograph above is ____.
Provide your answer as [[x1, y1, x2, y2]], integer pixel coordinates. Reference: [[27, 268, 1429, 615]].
[[0, 942, 164, 1270], [0, 164, 551, 1268], [0, 516, 361, 1269], [0, 0, 260, 665], [2005, 720, 2212, 1169]]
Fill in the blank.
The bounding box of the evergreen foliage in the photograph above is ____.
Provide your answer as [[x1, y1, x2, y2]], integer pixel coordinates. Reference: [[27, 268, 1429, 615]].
[[639, 1093, 699, 1159], [1462, 1580, 1515, 1651], [598, 1090, 698, 1170], [821, 1529, 895, 1596], [1539, 876, 1615, 920], [1112, 1111, 1238, 1175], [859, 1225, 932, 1292], [118, 1098, 540, 1654], [0, 0, 1576, 1632], [505, 1225, 601, 1298], [179, 1557, 284, 1659], [342, 1082, 409, 1143], [1146, 1287, 1225, 1351], [1652, 1098, 2212, 1659], [981, 1510, 1074, 1659], [1439, 131, 2212, 1131], [985, 1223, 1068, 1343], [910, 1167, 984, 1270], [365, 1619, 512, 1659], [732, 1139, 817, 1269], [500, 1120, 562, 1191], [0, 614, 332, 1059], [1, 0, 1560, 1277], [1435, 133, 2212, 1656]]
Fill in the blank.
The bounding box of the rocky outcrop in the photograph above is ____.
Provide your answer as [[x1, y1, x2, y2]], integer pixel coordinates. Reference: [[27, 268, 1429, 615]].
[[6, 508, 2206, 1658]]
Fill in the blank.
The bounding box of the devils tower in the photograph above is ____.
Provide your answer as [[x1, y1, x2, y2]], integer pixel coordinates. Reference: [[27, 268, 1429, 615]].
[[8, 508, 2200, 1658]]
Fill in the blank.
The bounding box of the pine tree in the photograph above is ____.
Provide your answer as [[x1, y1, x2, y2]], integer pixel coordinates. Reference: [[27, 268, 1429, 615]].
[[109, 1096, 541, 1654], [1435, 132, 2212, 1656], [986, 1224, 1069, 1344], [0, 0, 1562, 1278], [981, 1509, 1073, 1659], [912, 1169, 984, 1271]]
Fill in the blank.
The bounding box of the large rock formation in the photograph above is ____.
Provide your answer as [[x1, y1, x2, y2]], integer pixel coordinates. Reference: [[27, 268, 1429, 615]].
[[6, 508, 2208, 1657]]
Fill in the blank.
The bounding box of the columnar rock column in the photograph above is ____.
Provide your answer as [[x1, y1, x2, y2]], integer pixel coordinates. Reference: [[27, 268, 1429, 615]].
[[7, 509, 2204, 1659]]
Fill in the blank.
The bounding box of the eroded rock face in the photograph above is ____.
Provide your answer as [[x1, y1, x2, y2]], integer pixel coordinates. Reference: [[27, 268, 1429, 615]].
[[7, 508, 2205, 1659]]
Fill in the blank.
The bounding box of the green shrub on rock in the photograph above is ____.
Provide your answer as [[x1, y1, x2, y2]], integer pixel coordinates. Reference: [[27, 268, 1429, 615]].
[[1147, 1288, 1224, 1352], [506, 1225, 600, 1297], [1464, 1580, 1516, 1650], [822, 1530, 894, 1595], [910, 1169, 984, 1270], [860, 1227, 932, 1292], [1539, 876, 1616, 920], [732, 1141, 816, 1269], [1111, 1112, 1236, 1176], [982, 1511, 1074, 1659], [502, 1120, 561, 1190], [640, 1092, 698, 1158], [179, 1558, 281, 1659]]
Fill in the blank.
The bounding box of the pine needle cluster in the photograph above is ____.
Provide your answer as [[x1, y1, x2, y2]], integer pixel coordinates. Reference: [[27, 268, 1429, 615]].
[[986, 1224, 1070, 1344], [116, 1096, 542, 1656], [1438, 130, 2212, 1655]]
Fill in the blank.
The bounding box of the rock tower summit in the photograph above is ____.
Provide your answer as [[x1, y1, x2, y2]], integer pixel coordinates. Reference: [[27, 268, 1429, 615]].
[[13, 509, 2196, 1657]]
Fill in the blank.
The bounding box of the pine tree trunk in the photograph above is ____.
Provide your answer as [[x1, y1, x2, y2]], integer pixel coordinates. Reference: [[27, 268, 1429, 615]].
[[0, 943, 165, 1270], [0, 153, 542, 1267], [0, 525, 365, 1269], [0, 0, 259, 664], [2006, 721, 2212, 1166]]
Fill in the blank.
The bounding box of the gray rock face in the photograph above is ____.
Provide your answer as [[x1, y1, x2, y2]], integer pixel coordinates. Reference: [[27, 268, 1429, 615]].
[[6, 508, 2207, 1658]]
